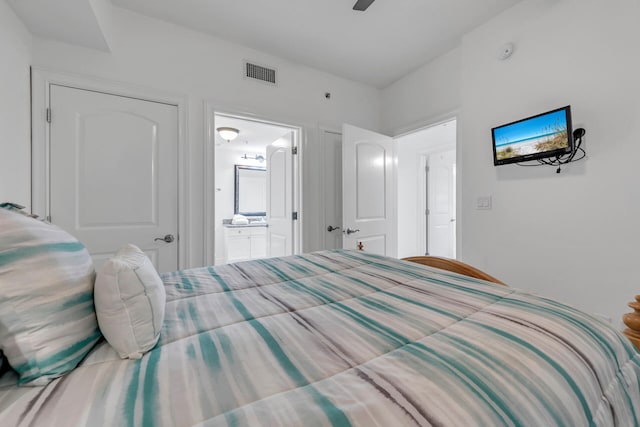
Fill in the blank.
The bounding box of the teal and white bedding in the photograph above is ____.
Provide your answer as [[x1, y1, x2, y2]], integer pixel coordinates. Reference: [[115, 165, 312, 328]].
[[1, 250, 639, 426]]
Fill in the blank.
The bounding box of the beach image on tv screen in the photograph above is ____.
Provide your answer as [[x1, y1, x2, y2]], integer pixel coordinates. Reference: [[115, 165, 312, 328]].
[[494, 109, 569, 161]]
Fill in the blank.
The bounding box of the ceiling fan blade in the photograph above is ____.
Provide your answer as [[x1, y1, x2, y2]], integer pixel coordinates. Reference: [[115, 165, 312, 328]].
[[353, 0, 375, 11]]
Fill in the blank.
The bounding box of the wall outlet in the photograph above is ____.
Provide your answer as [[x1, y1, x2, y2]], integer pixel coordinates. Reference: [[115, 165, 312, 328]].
[[476, 196, 492, 210]]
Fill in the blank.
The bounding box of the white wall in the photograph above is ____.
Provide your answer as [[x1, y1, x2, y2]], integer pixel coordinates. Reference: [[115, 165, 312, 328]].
[[28, 6, 381, 267], [396, 122, 456, 258], [381, 47, 461, 135], [384, 0, 640, 326], [0, 2, 32, 209]]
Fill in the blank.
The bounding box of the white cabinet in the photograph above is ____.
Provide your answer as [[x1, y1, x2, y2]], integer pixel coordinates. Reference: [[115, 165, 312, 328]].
[[224, 226, 267, 263], [250, 233, 267, 259]]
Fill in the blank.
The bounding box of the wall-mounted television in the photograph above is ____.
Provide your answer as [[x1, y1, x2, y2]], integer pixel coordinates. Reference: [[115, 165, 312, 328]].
[[492, 106, 573, 166]]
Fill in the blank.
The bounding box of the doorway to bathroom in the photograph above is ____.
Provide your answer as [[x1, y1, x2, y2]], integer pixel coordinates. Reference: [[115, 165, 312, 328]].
[[213, 113, 300, 265]]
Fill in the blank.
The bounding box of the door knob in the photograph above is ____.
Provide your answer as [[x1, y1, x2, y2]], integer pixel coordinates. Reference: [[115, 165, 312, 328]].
[[345, 228, 360, 235], [154, 234, 175, 243], [327, 225, 341, 232]]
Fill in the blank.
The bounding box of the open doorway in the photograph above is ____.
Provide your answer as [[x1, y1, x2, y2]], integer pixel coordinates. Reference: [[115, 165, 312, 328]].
[[395, 119, 457, 259], [213, 113, 300, 265]]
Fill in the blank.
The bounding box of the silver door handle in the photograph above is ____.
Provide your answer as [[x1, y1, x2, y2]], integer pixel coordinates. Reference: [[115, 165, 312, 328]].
[[345, 228, 360, 235], [450, 219, 456, 222], [154, 234, 175, 243], [327, 225, 341, 232]]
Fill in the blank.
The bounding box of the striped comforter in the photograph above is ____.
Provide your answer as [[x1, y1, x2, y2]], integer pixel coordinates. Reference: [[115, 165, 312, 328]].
[[1, 250, 639, 426]]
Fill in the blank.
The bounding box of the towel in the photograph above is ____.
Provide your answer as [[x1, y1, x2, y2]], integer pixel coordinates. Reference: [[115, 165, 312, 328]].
[[231, 214, 249, 225]]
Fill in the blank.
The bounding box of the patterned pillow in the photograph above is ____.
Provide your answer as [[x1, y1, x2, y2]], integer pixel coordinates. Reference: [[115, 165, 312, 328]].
[[94, 244, 165, 359], [0, 204, 101, 386]]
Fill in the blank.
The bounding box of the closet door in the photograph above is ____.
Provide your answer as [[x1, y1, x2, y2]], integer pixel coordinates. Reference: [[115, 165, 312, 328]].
[[49, 84, 179, 272], [323, 130, 343, 250]]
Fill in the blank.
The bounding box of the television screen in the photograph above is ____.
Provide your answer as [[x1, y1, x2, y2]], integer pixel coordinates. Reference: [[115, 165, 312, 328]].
[[492, 106, 573, 166]]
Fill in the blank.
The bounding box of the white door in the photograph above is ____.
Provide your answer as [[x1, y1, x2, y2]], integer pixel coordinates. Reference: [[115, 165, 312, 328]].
[[49, 85, 179, 272], [266, 132, 293, 257], [342, 124, 396, 256], [323, 130, 343, 250], [427, 149, 456, 258]]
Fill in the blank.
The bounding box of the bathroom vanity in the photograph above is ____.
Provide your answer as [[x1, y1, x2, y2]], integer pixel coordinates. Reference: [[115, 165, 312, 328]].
[[224, 223, 267, 263]]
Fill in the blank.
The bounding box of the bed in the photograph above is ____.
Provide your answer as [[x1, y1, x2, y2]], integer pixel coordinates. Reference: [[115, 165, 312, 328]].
[[1, 248, 639, 426]]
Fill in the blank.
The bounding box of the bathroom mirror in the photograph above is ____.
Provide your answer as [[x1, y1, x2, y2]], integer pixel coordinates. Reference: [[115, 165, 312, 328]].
[[234, 165, 267, 216]]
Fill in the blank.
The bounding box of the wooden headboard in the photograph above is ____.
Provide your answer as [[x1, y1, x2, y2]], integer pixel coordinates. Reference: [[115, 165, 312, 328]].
[[402, 256, 507, 286], [623, 296, 640, 351]]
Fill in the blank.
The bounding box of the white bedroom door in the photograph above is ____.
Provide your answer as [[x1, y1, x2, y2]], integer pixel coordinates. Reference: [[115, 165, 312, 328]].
[[342, 124, 396, 257], [427, 149, 456, 258], [49, 84, 179, 272], [323, 130, 343, 250], [266, 132, 293, 257]]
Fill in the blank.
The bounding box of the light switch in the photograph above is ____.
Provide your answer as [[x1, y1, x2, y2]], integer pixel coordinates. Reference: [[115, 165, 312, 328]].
[[476, 196, 492, 210]]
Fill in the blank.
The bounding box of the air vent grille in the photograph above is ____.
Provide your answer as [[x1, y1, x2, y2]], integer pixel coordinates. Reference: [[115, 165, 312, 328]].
[[244, 62, 277, 85]]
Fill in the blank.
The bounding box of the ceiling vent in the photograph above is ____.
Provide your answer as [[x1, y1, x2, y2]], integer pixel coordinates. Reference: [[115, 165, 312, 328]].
[[244, 61, 277, 85]]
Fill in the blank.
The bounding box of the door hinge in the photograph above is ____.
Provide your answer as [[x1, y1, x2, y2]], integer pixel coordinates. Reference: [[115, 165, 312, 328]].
[[46, 108, 51, 123], [46, 215, 52, 222], [425, 166, 429, 173], [292, 212, 298, 220], [292, 146, 298, 155]]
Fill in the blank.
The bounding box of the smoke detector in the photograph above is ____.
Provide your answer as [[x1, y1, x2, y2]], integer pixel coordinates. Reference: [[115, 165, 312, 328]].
[[498, 43, 514, 60]]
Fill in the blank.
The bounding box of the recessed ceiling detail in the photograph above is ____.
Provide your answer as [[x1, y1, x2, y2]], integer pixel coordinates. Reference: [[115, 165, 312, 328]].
[[9, 0, 112, 52]]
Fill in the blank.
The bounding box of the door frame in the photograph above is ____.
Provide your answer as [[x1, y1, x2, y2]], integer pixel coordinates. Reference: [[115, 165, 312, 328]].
[[393, 114, 458, 259], [31, 67, 190, 269], [204, 101, 304, 266]]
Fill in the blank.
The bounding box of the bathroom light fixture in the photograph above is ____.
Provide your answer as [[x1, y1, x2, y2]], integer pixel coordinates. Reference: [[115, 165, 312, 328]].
[[241, 154, 265, 163], [217, 127, 239, 142]]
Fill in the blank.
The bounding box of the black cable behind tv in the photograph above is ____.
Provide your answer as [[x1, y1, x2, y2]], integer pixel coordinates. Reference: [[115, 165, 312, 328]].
[[517, 127, 586, 173]]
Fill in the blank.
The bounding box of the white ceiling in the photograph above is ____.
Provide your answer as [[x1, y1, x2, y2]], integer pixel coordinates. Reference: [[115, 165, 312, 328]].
[[111, 0, 523, 88]]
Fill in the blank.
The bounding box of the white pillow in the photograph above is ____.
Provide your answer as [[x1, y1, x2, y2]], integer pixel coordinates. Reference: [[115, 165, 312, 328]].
[[94, 244, 166, 359]]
